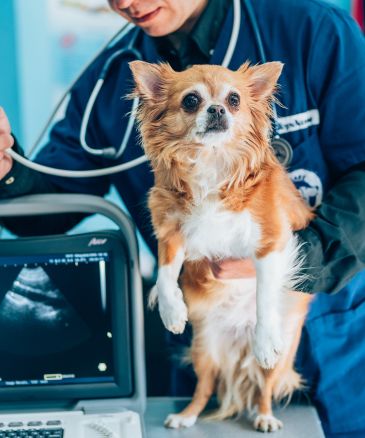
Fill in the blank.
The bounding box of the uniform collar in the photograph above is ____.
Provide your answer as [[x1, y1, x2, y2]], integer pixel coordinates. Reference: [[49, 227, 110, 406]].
[[140, 1, 252, 71], [191, 0, 230, 59], [141, 0, 232, 68]]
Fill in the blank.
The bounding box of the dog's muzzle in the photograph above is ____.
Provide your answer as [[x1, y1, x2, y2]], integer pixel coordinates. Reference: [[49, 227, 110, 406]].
[[205, 105, 228, 133]]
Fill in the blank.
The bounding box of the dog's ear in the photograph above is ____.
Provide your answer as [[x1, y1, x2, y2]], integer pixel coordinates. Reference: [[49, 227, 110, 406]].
[[238, 61, 283, 100], [129, 61, 174, 101]]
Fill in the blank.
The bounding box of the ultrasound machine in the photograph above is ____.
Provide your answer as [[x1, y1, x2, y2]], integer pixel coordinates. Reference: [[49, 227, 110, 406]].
[[0, 194, 146, 438]]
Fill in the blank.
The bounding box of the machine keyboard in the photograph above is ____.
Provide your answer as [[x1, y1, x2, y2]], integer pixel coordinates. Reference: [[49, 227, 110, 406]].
[[0, 428, 63, 437]]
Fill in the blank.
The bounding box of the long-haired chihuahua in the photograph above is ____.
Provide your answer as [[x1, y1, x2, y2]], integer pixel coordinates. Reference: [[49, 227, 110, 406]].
[[130, 60, 314, 432]]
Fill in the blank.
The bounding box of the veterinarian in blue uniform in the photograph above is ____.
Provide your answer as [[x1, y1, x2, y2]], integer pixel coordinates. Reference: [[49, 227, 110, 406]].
[[1, 0, 365, 436]]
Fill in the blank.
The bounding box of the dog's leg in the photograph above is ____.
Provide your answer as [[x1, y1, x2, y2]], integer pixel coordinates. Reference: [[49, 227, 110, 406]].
[[165, 354, 217, 429], [253, 246, 290, 369], [150, 233, 188, 334], [254, 293, 312, 432], [254, 368, 283, 432]]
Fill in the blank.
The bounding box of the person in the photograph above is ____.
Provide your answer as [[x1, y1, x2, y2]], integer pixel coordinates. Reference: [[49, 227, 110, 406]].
[[0, 0, 365, 436]]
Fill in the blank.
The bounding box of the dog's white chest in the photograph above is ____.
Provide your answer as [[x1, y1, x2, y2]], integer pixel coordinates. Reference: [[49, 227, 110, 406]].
[[181, 199, 261, 260]]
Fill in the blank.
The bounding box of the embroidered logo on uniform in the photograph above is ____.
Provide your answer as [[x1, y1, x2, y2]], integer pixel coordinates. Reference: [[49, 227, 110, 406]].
[[289, 169, 323, 208], [277, 109, 320, 134]]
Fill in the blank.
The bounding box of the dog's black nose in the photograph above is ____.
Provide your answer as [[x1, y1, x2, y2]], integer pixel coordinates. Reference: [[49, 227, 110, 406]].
[[207, 105, 226, 115], [206, 105, 228, 133]]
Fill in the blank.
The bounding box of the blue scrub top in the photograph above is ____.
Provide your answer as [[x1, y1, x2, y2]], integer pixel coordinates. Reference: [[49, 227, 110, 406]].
[[35, 0, 365, 434]]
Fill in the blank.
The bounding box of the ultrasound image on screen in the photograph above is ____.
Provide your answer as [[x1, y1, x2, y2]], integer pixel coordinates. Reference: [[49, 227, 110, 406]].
[[0, 253, 114, 387]]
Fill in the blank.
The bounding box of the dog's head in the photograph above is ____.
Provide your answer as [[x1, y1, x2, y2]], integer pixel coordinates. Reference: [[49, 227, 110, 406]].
[[129, 61, 283, 182]]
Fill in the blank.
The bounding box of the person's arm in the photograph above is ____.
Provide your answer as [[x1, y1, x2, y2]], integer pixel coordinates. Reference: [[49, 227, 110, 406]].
[[0, 137, 89, 236], [0, 136, 60, 198], [0, 107, 14, 179], [0, 42, 121, 234], [210, 161, 365, 293], [0, 110, 82, 235], [300, 8, 365, 293], [297, 161, 365, 293]]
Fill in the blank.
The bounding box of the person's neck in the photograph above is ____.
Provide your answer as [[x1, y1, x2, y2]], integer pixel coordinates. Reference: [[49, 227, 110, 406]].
[[166, 0, 208, 50], [179, 0, 208, 33]]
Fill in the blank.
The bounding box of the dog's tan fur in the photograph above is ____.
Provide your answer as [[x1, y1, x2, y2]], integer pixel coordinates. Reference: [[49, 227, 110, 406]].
[[130, 60, 314, 431]]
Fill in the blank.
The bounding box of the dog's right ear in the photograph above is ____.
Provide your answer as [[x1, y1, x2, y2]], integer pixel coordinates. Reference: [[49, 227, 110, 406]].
[[238, 62, 284, 101], [129, 61, 174, 101]]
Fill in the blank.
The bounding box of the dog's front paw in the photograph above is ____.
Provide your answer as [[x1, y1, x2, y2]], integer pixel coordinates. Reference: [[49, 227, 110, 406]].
[[253, 325, 283, 369], [158, 286, 188, 334], [254, 414, 283, 432], [164, 413, 197, 429]]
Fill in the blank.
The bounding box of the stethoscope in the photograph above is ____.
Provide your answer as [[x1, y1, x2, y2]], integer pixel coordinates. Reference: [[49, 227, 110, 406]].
[[243, 0, 293, 166], [80, 26, 142, 161], [6, 0, 293, 178]]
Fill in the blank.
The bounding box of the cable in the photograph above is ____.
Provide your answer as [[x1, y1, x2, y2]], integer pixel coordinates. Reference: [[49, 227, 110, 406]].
[[6, 148, 148, 178]]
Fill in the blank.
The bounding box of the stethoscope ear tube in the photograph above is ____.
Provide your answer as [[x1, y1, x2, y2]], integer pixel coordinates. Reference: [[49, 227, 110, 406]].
[[244, 0, 293, 165], [79, 28, 142, 159], [222, 0, 241, 67], [79, 78, 117, 158]]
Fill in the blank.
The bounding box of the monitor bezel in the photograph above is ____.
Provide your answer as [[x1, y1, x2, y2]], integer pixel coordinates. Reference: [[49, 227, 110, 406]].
[[0, 230, 134, 402]]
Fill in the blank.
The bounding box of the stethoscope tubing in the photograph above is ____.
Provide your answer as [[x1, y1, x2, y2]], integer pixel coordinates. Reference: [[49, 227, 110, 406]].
[[6, 0, 290, 177], [27, 22, 135, 159], [243, 0, 281, 135], [79, 27, 142, 159], [78, 0, 241, 163], [6, 148, 148, 178], [243, 0, 293, 165]]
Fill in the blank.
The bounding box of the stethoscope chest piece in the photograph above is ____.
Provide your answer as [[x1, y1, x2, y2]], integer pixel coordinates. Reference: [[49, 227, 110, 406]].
[[271, 137, 293, 166]]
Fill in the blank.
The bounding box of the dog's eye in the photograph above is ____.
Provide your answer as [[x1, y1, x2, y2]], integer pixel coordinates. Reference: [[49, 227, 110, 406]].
[[228, 92, 240, 107], [182, 93, 201, 112]]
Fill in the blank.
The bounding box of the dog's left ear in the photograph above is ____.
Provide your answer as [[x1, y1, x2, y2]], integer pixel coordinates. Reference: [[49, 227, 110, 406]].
[[239, 61, 284, 100], [129, 61, 173, 101]]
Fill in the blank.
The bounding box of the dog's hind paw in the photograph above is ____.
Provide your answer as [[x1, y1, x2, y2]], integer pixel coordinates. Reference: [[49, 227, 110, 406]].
[[164, 413, 197, 429], [254, 414, 283, 432]]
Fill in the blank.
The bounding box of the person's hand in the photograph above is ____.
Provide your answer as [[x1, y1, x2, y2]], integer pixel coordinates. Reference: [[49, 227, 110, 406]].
[[209, 258, 256, 280], [0, 107, 14, 180]]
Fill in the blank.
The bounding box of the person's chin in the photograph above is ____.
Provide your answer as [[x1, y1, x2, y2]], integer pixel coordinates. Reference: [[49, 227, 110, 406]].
[[143, 26, 173, 37], [136, 13, 178, 36]]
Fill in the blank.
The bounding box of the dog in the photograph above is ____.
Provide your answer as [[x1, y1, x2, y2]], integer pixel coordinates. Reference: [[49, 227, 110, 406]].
[[129, 60, 314, 432]]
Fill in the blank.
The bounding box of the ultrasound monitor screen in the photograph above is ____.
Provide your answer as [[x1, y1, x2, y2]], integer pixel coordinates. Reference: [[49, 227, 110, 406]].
[[0, 252, 115, 388]]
